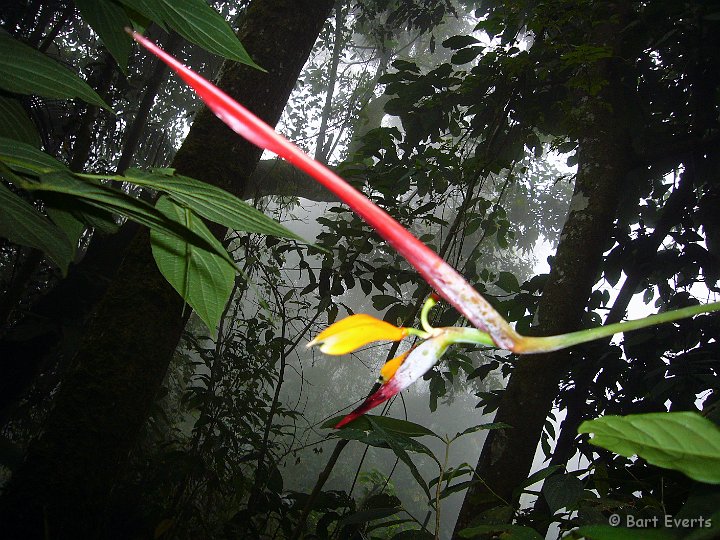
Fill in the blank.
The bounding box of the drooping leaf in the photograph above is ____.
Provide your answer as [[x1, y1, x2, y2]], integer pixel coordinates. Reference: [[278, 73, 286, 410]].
[[0, 35, 111, 111], [151, 196, 235, 333], [121, 169, 305, 241], [0, 96, 40, 147], [578, 412, 720, 484], [0, 136, 68, 175], [120, 0, 261, 69], [0, 180, 73, 273], [74, 0, 133, 73], [27, 172, 234, 265]]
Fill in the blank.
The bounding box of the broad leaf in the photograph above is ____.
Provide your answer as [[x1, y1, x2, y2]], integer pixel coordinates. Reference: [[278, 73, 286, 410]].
[[122, 169, 304, 241], [0, 35, 111, 111], [0, 180, 73, 273], [0, 136, 68, 175], [151, 196, 235, 333], [579, 412, 720, 484], [74, 0, 133, 73], [0, 97, 40, 147], [339, 507, 402, 526], [28, 172, 234, 266]]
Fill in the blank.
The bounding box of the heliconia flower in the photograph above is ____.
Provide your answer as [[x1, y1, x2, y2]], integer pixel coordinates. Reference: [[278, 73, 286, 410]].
[[306, 314, 408, 355], [127, 29, 521, 351], [335, 337, 450, 428], [378, 351, 409, 383]]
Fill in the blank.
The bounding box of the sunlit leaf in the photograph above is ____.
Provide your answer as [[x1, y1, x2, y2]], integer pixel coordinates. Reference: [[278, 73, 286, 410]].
[[151, 196, 235, 333], [579, 412, 720, 484], [0, 35, 111, 111]]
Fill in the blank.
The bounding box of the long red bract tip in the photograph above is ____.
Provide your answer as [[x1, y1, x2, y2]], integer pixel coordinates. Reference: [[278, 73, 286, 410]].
[[129, 31, 520, 350]]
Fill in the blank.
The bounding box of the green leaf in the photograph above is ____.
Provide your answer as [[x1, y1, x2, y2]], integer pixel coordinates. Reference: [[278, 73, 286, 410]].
[[578, 412, 720, 484], [0, 136, 68, 175], [542, 473, 584, 514], [459, 524, 543, 539], [453, 422, 512, 441], [0, 96, 40, 147], [517, 464, 564, 490], [0, 180, 73, 273], [442, 35, 481, 50], [121, 169, 304, 241], [122, 0, 262, 69], [496, 271, 520, 293], [74, 0, 133, 73], [46, 206, 85, 257], [27, 172, 233, 266], [367, 417, 433, 501], [322, 414, 438, 438], [0, 35, 112, 111], [116, 0, 166, 26], [372, 294, 400, 310], [151, 196, 235, 333]]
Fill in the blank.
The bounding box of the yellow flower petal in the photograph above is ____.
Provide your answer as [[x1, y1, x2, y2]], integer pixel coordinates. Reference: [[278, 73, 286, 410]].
[[306, 313, 407, 355], [379, 351, 409, 383]]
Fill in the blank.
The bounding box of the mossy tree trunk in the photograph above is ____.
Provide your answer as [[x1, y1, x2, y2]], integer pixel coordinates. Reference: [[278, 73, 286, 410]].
[[0, 1, 334, 538]]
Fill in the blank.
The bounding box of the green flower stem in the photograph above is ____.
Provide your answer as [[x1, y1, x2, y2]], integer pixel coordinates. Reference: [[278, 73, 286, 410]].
[[512, 301, 720, 354], [441, 327, 496, 347], [406, 327, 431, 340], [420, 295, 437, 333]]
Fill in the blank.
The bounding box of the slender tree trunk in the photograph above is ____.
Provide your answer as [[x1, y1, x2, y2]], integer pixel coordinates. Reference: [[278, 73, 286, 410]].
[[453, 12, 635, 535], [0, 1, 334, 538]]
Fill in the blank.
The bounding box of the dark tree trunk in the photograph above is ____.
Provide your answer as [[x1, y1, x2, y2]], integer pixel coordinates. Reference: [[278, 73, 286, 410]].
[[0, 1, 334, 538], [453, 11, 636, 535]]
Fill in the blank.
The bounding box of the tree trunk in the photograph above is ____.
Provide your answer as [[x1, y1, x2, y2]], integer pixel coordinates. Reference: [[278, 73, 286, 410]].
[[0, 1, 334, 538], [453, 14, 635, 535]]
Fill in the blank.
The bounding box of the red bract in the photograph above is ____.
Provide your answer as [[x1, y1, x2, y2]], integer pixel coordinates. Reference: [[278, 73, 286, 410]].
[[129, 31, 520, 350]]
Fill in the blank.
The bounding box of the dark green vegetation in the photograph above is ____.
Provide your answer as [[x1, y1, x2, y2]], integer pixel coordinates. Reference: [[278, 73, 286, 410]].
[[1, 1, 719, 539]]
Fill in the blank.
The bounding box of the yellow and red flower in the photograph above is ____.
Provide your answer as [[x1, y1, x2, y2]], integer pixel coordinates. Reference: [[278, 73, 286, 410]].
[[305, 314, 408, 355]]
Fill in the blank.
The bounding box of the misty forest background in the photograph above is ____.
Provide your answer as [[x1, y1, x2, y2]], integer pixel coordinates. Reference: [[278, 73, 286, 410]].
[[0, 0, 719, 539]]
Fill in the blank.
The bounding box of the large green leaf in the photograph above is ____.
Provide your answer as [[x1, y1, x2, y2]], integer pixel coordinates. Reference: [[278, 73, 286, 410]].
[[0, 180, 73, 273], [0, 136, 68, 175], [322, 414, 438, 437], [0, 35, 111, 111], [151, 196, 235, 332], [119, 0, 261, 69], [578, 412, 720, 484], [0, 96, 40, 147], [74, 0, 133, 73], [25, 172, 234, 266], [121, 169, 304, 241]]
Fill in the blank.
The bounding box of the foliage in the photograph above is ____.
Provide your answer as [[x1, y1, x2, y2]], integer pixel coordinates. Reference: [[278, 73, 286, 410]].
[[1, 1, 720, 539]]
